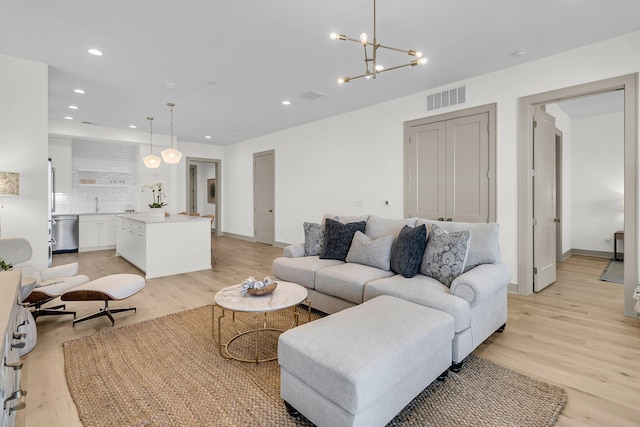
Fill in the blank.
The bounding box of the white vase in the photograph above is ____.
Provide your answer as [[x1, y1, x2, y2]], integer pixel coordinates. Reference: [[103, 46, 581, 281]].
[[148, 208, 165, 218]]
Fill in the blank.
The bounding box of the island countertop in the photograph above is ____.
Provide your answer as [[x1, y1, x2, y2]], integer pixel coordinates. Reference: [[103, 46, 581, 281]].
[[118, 213, 212, 224]]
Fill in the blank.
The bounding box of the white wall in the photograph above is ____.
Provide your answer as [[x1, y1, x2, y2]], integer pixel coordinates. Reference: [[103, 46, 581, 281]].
[[0, 54, 49, 269], [222, 31, 640, 285], [571, 112, 624, 252]]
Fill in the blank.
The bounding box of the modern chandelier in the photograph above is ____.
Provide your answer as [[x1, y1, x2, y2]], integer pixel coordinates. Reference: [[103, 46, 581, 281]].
[[330, 0, 427, 84], [161, 102, 182, 164], [142, 117, 161, 169]]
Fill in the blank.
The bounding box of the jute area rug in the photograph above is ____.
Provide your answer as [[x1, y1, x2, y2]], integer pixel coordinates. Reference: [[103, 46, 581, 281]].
[[63, 305, 567, 427]]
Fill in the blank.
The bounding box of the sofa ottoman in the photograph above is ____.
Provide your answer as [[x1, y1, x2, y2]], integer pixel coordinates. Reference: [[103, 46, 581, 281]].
[[278, 295, 455, 427]]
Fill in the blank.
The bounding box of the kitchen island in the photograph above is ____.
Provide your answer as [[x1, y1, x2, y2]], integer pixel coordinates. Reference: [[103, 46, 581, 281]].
[[116, 213, 212, 279]]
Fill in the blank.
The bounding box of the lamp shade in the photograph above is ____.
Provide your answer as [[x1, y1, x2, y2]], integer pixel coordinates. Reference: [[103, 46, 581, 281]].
[[161, 147, 182, 164], [142, 154, 161, 169], [0, 172, 19, 196]]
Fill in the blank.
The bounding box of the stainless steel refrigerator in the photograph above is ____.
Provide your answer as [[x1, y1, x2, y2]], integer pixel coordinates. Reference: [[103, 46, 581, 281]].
[[49, 159, 79, 262]]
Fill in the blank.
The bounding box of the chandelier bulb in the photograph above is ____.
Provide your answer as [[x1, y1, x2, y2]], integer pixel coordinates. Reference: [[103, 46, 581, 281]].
[[337, 77, 350, 84], [359, 33, 368, 46]]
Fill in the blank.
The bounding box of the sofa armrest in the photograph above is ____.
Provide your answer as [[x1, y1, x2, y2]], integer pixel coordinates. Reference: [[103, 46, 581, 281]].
[[40, 262, 80, 281], [283, 243, 305, 258], [450, 262, 511, 306]]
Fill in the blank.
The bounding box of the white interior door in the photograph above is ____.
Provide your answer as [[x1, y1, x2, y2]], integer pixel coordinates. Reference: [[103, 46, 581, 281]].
[[533, 107, 557, 292], [408, 121, 447, 219], [253, 150, 275, 245], [446, 112, 490, 222]]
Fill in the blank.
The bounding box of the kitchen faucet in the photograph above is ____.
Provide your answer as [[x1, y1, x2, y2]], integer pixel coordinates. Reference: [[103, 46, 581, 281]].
[[95, 196, 99, 213]]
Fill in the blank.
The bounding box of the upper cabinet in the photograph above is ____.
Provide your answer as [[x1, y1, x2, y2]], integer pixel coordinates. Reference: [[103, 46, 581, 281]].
[[48, 137, 72, 194]]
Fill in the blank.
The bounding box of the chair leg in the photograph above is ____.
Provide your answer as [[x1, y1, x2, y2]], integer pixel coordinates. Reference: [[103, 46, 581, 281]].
[[72, 301, 137, 327], [31, 303, 76, 320]]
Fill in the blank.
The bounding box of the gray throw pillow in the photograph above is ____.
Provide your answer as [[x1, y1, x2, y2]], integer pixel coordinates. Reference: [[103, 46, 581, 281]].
[[303, 222, 325, 256], [319, 218, 366, 261], [345, 231, 395, 271], [389, 224, 427, 278], [421, 224, 470, 287]]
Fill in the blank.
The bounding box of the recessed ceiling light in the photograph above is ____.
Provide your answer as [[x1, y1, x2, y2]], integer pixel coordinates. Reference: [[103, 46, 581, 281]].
[[205, 135, 212, 139], [282, 100, 291, 106], [88, 48, 103, 56], [68, 105, 78, 110], [74, 89, 86, 94], [64, 116, 74, 120], [129, 125, 137, 129], [166, 82, 178, 89]]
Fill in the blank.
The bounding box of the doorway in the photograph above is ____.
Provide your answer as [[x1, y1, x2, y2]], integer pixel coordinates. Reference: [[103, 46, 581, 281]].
[[185, 157, 221, 235], [517, 74, 638, 317]]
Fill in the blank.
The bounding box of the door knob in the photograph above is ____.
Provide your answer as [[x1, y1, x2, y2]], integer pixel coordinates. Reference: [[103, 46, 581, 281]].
[[437, 217, 444, 221], [446, 218, 453, 222]]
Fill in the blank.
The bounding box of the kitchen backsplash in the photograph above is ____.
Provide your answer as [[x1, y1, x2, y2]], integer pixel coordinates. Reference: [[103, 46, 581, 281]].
[[54, 140, 138, 214]]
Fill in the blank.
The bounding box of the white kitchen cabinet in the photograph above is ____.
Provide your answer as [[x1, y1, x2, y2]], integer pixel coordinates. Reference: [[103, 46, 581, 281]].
[[79, 214, 117, 251], [116, 214, 211, 279], [48, 137, 72, 194]]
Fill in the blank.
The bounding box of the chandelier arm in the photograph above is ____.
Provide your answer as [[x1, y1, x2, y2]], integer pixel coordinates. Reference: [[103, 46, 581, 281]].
[[377, 44, 416, 55], [374, 62, 414, 74]]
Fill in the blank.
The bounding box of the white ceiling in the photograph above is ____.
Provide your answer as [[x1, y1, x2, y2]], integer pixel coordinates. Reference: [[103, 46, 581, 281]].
[[1, 0, 639, 145]]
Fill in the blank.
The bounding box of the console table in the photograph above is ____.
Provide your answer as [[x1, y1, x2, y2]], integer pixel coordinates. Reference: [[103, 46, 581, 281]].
[[0, 270, 29, 426], [614, 230, 624, 261]]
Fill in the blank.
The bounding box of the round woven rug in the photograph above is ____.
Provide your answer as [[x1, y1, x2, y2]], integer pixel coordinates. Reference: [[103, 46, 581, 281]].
[[63, 304, 566, 426]]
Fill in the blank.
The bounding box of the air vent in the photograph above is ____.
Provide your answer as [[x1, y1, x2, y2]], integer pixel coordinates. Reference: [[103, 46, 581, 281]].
[[426, 86, 466, 111], [300, 90, 328, 101]]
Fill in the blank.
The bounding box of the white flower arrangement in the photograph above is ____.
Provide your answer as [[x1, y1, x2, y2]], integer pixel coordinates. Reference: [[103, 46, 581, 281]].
[[142, 181, 167, 208], [240, 276, 274, 296]]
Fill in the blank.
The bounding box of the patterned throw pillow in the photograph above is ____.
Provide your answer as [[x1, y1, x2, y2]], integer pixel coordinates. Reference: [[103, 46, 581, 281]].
[[303, 222, 325, 256], [319, 218, 367, 261], [345, 231, 395, 271], [389, 224, 427, 278], [421, 224, 470, 287]]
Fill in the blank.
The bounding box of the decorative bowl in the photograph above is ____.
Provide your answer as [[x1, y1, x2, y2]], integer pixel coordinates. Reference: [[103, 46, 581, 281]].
[[247, 282, 277, 296]]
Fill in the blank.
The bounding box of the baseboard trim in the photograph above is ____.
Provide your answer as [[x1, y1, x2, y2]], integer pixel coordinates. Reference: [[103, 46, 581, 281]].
[[565, 248, 613, 259], [222, 232, 254, 243]]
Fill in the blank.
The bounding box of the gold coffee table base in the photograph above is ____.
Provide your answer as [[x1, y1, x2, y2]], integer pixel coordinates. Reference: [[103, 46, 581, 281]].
[[212, 302, 311, 363]]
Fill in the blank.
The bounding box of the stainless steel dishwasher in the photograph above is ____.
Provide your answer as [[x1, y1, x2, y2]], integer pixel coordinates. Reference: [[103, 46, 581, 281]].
[[52, 214, 79, 253]]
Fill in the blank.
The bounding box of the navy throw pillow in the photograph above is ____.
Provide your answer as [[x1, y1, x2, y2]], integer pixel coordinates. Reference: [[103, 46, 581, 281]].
[[390, 224, 427, 278], [319, 218, 367, 261]]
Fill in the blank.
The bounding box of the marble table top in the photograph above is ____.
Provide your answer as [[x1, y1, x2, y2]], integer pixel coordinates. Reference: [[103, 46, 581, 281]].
[[214, 281, 307, 312]]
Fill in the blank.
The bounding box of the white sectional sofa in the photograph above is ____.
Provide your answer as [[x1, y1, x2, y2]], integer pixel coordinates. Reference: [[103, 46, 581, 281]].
[[272, 214, 512, 368]]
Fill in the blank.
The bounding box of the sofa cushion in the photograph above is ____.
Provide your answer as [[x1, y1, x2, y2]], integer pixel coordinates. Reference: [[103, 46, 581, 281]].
[[416, 219, 500, 271], [323, 213, 370, 225], [421, 224, 469, 287], [272, 256, 344, 289], [365, 215, 418, 239], [345, 231, 394, 271], [315, 263, 395, 304], [363, 274, 471, 333], [390, 224, 427, 278], [320, 218, 366, 261], [303, 222, 325, 256]]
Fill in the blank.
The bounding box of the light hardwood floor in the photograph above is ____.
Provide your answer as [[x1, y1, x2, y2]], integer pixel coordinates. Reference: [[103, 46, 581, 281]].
[[21, 237, 640, 426]]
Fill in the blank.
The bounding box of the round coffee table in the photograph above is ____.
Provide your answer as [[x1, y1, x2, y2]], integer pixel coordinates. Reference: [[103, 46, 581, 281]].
[[212, 281, 310, 363]]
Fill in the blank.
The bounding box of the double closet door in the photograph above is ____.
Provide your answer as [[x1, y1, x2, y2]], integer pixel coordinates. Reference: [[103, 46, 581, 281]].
[[404, 104, 496, 223]]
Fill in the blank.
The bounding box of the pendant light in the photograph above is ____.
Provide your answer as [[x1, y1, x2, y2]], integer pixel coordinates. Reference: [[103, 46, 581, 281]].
[[143, 117, 161, 168], [161, 102, 182, 164]]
